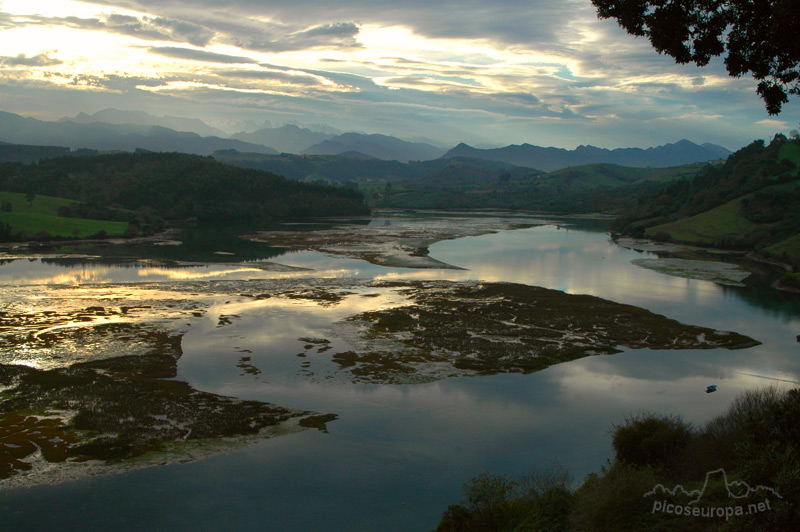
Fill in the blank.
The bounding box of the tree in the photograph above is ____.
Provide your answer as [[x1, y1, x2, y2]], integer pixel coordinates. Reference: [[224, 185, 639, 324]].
[[591, 0, 800, 114]]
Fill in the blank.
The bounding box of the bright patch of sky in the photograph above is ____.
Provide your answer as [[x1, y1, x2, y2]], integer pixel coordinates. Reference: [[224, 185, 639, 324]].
[[0, 0, 796, 149]]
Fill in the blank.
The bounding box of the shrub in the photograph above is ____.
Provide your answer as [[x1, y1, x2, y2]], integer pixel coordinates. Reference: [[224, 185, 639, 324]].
[[570, 464, 668, 532], [612, 413, 693, 470]]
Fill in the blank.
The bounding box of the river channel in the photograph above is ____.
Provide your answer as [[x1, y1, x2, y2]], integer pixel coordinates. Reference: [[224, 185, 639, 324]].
[[1, 212, 799, 531]]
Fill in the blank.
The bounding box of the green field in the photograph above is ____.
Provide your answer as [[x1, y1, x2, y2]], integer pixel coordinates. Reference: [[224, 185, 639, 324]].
[[0, 191, 129, 239], [779, 142, 800, 177], [645, 198, 754, 243], [766, 234, 800, 263], [645, 179, 800, 245]]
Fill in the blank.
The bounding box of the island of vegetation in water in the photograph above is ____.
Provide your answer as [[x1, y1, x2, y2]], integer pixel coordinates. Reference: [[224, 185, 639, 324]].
[[328, 280, 758, 383]]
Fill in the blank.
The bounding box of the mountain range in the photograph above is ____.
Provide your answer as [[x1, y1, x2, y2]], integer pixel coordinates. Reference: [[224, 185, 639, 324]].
[[0, 109, 731, 169], [231, 124, 333, 154], [0, 111, 277, 156], [303, 132, 447, 162], [443, 140, 731, 172], [61, 109, 228, 138]]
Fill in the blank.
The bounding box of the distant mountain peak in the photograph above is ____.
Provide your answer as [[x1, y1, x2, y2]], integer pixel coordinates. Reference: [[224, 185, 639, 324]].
[[304, 132, 445, 162], [441, 139, 730, 172], [60, 108, 227, 138], [0, 110, 276, 155]]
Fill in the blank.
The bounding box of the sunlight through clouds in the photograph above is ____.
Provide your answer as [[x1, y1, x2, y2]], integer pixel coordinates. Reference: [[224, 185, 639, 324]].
[[0, 0, 794, 149]]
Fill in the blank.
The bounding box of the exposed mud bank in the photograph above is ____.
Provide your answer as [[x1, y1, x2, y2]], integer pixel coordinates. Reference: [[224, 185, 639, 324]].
[[246, 214, 543, 268], [0, 286, 335, 487], [329, 281, 759, 383]]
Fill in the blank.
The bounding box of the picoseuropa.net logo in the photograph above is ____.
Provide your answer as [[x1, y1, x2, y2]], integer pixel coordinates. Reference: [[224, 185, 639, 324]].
[[643, 468, 782, 521]]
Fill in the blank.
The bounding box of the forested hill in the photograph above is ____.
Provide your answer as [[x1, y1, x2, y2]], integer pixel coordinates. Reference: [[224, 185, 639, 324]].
[[0, 152, 369, 221], [0, 142, 70, 164], [614, 134, 800, 264]]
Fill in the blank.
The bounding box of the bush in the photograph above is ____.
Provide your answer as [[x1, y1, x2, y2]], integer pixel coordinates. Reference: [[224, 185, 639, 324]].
[[612, 413, 693, 470], [570, 464, 666, 532], [515, 486, 574, 532]]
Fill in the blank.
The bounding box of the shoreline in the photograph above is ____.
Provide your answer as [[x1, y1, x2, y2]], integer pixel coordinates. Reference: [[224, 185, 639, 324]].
[[613, 235, 796, 291]]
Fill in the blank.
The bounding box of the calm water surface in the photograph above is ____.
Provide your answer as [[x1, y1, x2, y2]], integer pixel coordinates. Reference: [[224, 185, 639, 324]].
[[1, 219, 799, 532]]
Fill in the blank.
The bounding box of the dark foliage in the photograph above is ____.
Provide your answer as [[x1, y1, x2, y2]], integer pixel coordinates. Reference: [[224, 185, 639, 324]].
[[592, 0, 800, 114], [612, 413, 694, 470], [0, 151, 369, 223], [437, 387, 800, 531], [0, 143, 70, 164]]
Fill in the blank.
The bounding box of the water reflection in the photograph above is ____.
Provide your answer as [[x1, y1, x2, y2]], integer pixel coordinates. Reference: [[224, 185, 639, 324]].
[[1, 221, 800, 532]]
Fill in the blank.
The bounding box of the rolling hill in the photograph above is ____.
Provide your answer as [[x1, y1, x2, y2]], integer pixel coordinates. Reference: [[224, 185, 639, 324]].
[[614, 134, 800, 264], [0, 151, 369, 241]]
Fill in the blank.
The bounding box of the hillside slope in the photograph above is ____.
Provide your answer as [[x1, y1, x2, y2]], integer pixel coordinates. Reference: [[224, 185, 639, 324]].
[[615, 134, 800, 264], [0, 152, 369, 238]]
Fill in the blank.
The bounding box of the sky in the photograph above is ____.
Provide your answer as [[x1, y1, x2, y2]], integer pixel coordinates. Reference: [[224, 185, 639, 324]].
[[0, 0, 797, 150]]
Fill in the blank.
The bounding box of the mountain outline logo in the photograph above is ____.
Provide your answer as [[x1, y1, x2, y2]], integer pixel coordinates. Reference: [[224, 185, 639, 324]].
[[644, 468, 783, 505]]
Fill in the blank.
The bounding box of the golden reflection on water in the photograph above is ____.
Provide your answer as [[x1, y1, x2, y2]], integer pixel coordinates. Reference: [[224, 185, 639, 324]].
[[136, 266, 266, 280], [10, 268, 119, 286]]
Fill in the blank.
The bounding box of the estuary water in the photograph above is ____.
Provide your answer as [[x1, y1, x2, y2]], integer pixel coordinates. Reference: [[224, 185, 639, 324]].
[[1, 216, 799, 532]]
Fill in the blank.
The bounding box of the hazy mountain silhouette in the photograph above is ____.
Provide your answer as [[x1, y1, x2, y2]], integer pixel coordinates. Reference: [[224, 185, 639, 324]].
[[232, 124, 333, 154], [0, 111, 277, 155], [442, 139, 731, 171], [61, 108, 227, 138], [304, 132, 446, 162]]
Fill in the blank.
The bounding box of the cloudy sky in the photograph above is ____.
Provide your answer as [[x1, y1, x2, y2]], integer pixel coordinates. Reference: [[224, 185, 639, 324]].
[[0, 0, 796, 150]]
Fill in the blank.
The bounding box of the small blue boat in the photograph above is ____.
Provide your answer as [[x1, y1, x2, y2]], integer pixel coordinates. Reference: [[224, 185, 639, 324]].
[[706, 384, 717, 393]]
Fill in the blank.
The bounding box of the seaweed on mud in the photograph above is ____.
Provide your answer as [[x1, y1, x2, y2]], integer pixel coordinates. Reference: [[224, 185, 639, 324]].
[[0, 324, 306, 483], [335, 281, 760, 382]]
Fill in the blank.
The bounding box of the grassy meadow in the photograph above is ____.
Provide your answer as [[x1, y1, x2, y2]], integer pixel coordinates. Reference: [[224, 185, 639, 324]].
[[0, 191, 129, 239]]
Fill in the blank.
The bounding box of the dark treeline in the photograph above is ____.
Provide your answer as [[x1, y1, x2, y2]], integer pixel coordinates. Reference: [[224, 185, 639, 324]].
[[213, 150, 518, 182], [213, 151, 701, 214], [0, 151, 370, 223], [0, 143, 70, 164]]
